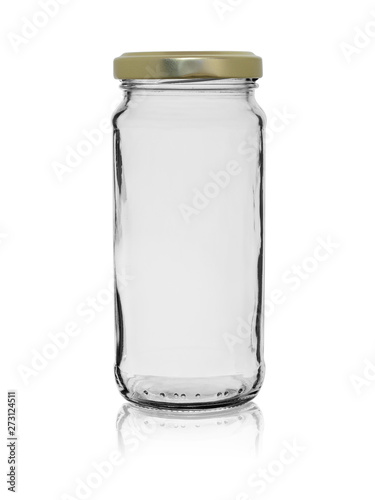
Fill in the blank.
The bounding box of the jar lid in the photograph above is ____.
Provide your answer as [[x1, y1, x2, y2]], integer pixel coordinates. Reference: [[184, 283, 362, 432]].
[[113, 51, 262, 80]]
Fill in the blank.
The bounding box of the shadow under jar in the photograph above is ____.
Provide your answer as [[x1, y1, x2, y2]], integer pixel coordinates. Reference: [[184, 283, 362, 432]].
[[113, 52, 266, 410]]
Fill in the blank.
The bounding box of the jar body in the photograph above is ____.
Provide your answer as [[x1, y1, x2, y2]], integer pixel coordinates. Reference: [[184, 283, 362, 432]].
[[113, 79, 265, 410]]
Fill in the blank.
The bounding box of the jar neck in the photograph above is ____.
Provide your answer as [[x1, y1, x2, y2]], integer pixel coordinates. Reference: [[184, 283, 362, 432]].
[[119, 78, 258, 95]]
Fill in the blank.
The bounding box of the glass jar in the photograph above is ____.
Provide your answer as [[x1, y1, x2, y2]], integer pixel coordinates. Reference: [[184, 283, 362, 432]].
[[113, 52, 265, 410]]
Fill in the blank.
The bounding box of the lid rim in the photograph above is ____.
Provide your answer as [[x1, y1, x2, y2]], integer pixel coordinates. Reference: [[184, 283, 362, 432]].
[[113, 51, 263, 80]]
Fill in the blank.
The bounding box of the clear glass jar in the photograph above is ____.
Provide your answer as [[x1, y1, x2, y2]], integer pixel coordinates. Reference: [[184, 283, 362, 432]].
[[113, 52, 265, 410]]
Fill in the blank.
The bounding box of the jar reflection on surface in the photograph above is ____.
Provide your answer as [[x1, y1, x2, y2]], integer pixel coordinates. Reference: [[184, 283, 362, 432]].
[[116, 401, 264, 500]]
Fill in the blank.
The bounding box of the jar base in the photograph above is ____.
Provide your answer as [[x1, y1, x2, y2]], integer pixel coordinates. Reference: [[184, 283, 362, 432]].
[[115, 365, 264, 411]]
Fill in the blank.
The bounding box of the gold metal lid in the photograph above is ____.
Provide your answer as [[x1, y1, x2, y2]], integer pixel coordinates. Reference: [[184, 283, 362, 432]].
[[113, 51, 263, 80]]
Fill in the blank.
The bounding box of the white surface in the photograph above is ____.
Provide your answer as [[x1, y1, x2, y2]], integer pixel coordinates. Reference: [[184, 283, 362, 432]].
[[1, 0, 374, 498]]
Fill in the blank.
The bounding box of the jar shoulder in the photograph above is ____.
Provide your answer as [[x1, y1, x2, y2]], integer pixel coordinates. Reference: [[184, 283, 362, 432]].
[[112, 95, 266, 130]]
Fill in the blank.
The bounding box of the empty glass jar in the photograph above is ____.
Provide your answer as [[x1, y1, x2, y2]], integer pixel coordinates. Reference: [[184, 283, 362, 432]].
[[113, 52, 265, 410]]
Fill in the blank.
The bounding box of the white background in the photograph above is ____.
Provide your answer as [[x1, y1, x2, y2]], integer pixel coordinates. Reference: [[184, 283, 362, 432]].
[[1, 0, 375, 498]]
